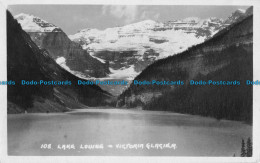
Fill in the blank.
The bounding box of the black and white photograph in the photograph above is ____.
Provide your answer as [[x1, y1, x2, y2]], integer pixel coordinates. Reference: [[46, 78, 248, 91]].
[[0, 0, 260, 162]]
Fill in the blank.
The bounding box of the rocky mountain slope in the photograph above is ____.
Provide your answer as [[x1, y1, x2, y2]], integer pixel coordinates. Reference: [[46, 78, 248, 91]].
[[118, 11, 253, 123], [69, 8, 249, 80], [14, 13, 110, 78], [7, 11, 112, 113], [14, 7, 251, 96]]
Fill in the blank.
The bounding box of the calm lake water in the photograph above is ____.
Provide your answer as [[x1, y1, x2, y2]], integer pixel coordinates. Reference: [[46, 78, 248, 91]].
[[8, 108, 252, 156]]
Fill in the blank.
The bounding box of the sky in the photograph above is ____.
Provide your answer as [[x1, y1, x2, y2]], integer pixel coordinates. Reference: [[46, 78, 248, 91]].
[[8, 5, 250, 35]]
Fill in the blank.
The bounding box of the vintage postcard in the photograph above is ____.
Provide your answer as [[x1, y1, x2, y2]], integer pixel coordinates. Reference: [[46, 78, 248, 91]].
[[0, 0, 259, 163]]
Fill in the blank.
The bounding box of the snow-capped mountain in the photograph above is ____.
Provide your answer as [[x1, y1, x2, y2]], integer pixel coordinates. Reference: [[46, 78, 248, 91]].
[[14, 13, 62, 32], [14, 8, 252, 95], [68, 17, 227, 80], [224, 9, 246, 24], [8, 11, 112, 113], [118, 13, 253, 122], [69, 18, 222, 58], [69, 8, 250, 81], [15, 13, 110, 79]]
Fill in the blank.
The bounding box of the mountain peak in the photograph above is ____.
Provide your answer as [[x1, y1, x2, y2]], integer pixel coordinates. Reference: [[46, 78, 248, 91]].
[[231, 9, 246, 17], [245, 6, 253, 16], [224, 8, 247, 24], [14, 13, 31, 18], [236, 9, 246, 13], [15, 13, 61, 32]]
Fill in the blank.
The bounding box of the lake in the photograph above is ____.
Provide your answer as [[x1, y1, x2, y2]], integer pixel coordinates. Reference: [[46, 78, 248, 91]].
[[8, 108, 252, 156]]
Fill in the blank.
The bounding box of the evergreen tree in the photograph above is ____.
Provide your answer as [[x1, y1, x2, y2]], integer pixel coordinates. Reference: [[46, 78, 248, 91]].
[[246, 137, 253, 157], [241, 139, 246, 157]]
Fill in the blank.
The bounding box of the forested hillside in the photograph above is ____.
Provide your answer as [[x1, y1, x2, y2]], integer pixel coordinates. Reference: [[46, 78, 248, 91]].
[[118, 15, 253, 123], [7, 11, 112, 113]]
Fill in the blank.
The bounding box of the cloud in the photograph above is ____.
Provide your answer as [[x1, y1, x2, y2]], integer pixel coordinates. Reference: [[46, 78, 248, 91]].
[[102, 5, 138, 24]]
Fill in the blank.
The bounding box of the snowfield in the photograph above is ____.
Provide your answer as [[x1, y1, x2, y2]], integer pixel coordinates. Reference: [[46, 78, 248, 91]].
[[69, 19, 213, 59], [15, 10, 245, 80], [68, 17, 227, 79], [14, 13, 60, 32]]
